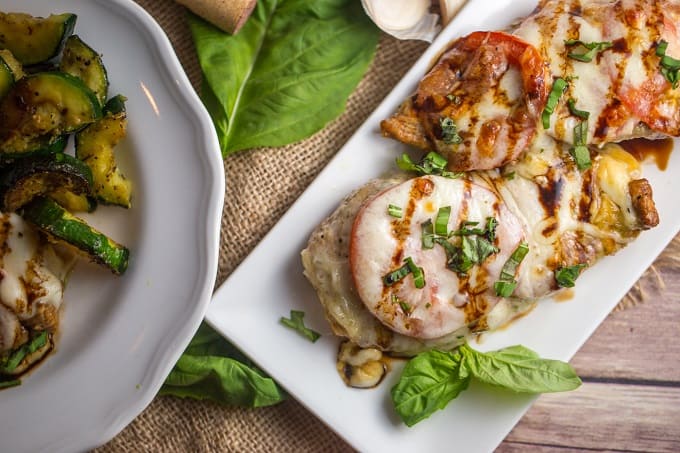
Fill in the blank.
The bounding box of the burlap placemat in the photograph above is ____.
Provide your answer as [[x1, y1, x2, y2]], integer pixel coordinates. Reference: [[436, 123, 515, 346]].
[[98, 1, 676, 451]]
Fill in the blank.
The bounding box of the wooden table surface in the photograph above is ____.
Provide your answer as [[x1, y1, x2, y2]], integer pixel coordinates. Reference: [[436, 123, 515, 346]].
[[498, 235, 680, 452]]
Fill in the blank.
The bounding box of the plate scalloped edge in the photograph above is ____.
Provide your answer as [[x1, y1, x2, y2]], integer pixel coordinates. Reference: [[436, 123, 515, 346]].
[[67, 0, 225, 451]]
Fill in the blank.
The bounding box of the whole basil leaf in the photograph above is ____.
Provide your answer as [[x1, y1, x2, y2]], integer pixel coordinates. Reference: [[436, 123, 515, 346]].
[[161, 323, 285, 407], [459, 344, 581, 393], [391, 350, 470, 427], [188, 0, 380, 155]]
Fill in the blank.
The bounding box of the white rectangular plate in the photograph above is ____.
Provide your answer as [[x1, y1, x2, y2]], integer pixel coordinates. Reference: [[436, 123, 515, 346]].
[[206, 1, 680, 451]]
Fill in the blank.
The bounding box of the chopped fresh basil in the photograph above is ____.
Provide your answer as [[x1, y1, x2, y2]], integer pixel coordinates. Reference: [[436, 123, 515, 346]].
[[542, 78, 568, 129], [391, 343, 581, 426], [421, 220, 435, 249], [431, 217, 500, 275], [439, 235, 499, 275], [504, 171, 516, 180], [439, 117, 463, 144], [570, 120, 591, 170], [494, 280, 518, 297], [498, 243, 529, 282], [279, 310, 321, 343], [564, 39, 613, 62], [485, 217, 498, 242], [384, 262, 412, 286], [388, 204, 403, 218], [384, 257, 426, 289], [567, 99, 590, 120], [472, 236, 499, 264], [396, 152, 462, 179], [455, 237, 478, 274], [450, 217, 497, 240], [399, 300, 412, 315], [656, 40, 680, 88], [570, 145, 591, 171], [405, 257, 426, 289], [494, 242, 529, 297], [555, 263, 587, 288], [0, 331, 49, 373], [435, 206, 451, 236]]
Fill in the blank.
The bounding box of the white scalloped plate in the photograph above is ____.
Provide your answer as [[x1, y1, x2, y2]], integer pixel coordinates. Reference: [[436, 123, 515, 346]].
[[0, 1, 224, 452], [206, 0, 680, 452]]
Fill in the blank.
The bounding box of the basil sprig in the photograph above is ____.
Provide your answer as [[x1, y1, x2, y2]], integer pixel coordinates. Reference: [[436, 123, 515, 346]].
[[564, 39, 613, 63], [279, 310, 321, 343], [396, 152, 462, 179], [656, 40, 680, 88], [391, 343, 582, 426]]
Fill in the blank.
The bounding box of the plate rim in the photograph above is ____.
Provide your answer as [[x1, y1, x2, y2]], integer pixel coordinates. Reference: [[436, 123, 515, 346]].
[[87, 0, 226, 449]]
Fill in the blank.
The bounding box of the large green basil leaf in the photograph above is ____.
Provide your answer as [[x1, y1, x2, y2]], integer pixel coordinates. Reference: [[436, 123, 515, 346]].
[[459, 344, 582, 393], [391, 350, 470, 427], [161, 323, 285, 407], [188, 0, 380, 155]]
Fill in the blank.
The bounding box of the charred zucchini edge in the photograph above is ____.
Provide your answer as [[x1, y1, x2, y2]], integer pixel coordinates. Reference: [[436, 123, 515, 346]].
[[22, 197, 129, 274]]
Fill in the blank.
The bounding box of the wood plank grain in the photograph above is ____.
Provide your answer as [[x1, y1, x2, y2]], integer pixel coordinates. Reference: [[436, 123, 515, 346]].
[[499, 382, 680, 452], [568, 256, 680, 382]]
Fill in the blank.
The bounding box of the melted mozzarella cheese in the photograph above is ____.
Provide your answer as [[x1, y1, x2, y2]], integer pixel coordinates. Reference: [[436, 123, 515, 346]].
[[304, 134, 648, 345], [514, 0, 680, 144], [0, 213, 68, 353], [350, 176, 526, 339]]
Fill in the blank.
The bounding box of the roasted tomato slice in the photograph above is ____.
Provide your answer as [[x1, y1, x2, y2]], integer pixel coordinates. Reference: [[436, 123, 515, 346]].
[[381, 31, 550, 171]]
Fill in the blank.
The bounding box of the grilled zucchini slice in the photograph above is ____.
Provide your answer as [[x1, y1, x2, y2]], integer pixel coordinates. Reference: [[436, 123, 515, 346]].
[[0, 49, 24, 101], [60, 35, 108, 106], [49, 188, 96, 213], [22, 197, 129, 274], [0, 72, 101, 151], [0, 12, 76, 65], [0, 134, 68, 160], [76, 95, 131, 207], [0, 55, 14, 100], [0, 153, 92, 212], [0, 49, 23, 80]]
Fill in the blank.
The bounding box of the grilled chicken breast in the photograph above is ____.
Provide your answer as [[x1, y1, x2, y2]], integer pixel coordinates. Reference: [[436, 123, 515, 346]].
[[381, 31, 550, 171], [514, 0, 680, 144], [302, 138, 657, 354], [381, 0, 680, 171], [0, 213, 69, 356]]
